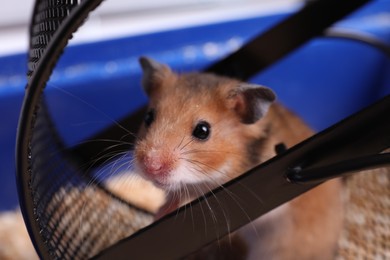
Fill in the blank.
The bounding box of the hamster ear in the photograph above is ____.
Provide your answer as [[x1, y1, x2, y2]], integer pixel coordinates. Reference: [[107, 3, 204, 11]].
[[139, 56, 172, 96], [227, 84, 276, 124]]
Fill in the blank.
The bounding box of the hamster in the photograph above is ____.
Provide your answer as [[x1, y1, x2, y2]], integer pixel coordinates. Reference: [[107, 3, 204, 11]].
[[133, 57, 344, 260]]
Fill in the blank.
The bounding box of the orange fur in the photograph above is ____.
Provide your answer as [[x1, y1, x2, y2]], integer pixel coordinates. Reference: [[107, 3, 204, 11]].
[[134, 58, 344, 259]]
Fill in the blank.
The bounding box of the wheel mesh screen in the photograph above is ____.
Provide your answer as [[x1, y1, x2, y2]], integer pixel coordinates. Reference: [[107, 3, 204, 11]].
[[22, 0, 154, 258], [28, 0, 79, 78]]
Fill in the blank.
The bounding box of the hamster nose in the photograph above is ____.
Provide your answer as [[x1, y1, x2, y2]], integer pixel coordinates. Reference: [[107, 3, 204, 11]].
[[143, 154, 170, 177], [145, 158, 163, 173]]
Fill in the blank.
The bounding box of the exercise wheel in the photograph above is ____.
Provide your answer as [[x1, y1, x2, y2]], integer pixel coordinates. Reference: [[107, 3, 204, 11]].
[[17, 1, 156, 259], [16, 0, 389, 259]]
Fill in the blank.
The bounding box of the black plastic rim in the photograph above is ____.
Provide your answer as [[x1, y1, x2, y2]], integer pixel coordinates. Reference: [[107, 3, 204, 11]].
[[16, 0, 104, 258]]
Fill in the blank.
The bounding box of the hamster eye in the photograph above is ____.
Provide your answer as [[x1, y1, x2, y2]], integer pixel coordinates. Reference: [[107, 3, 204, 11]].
[[192, 121, 211, 141], [144, 109, 155, 127]]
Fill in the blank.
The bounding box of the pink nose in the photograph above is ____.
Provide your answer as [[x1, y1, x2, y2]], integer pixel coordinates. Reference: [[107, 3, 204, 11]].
[[143, 154, 170, 177]]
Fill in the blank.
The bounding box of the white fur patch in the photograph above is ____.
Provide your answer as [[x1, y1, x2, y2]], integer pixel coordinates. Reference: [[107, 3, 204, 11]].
[[170, 160, 232, 189]]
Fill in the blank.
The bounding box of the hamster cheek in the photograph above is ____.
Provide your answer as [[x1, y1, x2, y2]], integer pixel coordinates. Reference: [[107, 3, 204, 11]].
[[180, 144, 233, 185]]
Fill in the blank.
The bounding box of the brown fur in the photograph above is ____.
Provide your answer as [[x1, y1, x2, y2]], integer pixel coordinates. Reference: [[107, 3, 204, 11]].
[[238, 104, 343, 260], [134, 58, 344, 259]]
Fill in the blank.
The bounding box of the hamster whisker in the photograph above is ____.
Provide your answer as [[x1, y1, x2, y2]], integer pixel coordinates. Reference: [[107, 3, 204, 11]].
[[183, 184, 194, 225], [174, 189, 186, 220], [107, 157, 133, 177], [199, 181, 232, 243], [179, 138, 195, 151], [185, 165, 229, 240], [39, 138, 132, 173], [185, 162, 259, 238], [118, 132, 137, 142], [82, 149, 129, 175], [197, 186, 219, 230], [105, 172, 138, 192], [195, 191, 209, 235], [87, 154, 122, 187], [201, 174, 261, 238], [182, 158, 230, 181], [77, 146, 128, 173], [174, 189, 184, 219], [175, 135, 187, 151], [85, 151, 130, 188], [190, 180, 213, 235], [74, 138, 134, 146], [94, 142, 132, 157], [184, 160, 215, 182], [203, 199, 221, 241], [49, 83, 136, 138], [235, 181, 265, 208]]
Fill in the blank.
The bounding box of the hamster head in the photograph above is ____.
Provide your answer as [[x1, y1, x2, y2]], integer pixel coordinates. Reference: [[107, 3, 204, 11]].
[[134, 57, 276, 196]]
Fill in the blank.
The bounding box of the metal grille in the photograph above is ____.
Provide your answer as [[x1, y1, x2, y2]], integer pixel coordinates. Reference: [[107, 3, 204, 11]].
[[19, 0, 155, 258], [28, 0, 79, 78], [29, 100, 153, 259]]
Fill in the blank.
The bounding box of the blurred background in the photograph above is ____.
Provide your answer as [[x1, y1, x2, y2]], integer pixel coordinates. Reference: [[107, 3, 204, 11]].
[[0, 0, 389, 230], [0, 0, 301, 56]]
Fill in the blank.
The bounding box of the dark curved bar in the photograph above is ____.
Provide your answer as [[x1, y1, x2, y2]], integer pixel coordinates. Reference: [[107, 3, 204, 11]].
[[287, 153, 390, 184], [205, 0, 373, 80], [16, 0, 104, 258], [323, 29, 390, 57]]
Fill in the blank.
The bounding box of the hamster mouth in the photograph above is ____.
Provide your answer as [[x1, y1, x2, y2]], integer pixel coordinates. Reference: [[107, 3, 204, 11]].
[[153, 179, 169, 188], [149, 174, 174, 190], [152, 177, 185, 192]]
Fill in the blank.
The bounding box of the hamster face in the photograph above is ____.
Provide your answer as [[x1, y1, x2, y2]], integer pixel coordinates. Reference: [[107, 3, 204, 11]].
[[134, 57, 275, 196], [135, 75, 241, 192]]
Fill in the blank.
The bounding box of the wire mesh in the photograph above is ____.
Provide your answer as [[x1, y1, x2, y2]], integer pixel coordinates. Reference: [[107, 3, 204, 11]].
[[20, 0, 155, 258]]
